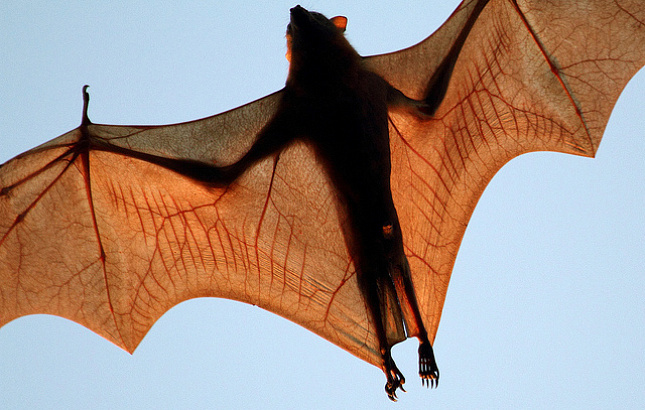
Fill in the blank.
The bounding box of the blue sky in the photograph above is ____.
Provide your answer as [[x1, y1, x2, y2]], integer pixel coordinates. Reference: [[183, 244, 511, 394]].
[[1, 1, 644, 408]]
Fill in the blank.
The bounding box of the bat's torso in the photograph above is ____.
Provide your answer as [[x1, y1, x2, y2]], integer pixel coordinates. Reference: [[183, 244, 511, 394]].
[[292, 70, 396, 234]]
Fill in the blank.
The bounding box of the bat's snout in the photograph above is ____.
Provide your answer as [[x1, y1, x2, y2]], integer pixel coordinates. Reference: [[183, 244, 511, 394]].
[[289, 5, 308, 26]]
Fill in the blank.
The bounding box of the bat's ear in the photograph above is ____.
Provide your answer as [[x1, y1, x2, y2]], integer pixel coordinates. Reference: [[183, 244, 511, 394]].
[[331, 16, 347, 33]]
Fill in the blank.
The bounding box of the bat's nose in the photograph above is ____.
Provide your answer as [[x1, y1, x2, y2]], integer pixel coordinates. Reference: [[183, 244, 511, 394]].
[[290, 5, 307, 21], [289, 5, 308, 29]]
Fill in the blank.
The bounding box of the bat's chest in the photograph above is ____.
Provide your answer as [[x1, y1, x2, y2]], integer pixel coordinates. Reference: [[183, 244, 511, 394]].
[[305, 91, 389, 152], [309, 113, 393, 218], [291, 73, 392, 198]]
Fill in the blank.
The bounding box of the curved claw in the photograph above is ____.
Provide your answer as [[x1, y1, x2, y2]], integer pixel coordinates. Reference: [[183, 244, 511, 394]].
[[383, 352, 406, 401], [419, 341, 440, 389], [385, 374, 405, 401], [385, 383, 398, 401]]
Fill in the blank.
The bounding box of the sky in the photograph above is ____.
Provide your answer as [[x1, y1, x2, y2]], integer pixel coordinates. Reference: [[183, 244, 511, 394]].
[[1, 1, 644, 408]]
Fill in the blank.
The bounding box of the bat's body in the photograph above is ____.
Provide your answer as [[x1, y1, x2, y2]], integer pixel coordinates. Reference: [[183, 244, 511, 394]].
[[263, 8, 439, 394], [1, 0, 644, 401], [278, 10, 433, 395]]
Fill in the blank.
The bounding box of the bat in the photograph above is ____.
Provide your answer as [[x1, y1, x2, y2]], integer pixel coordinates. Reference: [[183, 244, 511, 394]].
[[1, 0, 644, 403]]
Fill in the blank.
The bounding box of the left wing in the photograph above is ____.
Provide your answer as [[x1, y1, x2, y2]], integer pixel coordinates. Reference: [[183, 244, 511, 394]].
[[0, 90, 387, 367]]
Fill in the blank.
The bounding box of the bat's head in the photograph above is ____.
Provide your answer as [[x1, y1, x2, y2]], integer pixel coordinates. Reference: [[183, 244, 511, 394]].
[[287, 5, 347, 40], [285, 5, 355, 77]]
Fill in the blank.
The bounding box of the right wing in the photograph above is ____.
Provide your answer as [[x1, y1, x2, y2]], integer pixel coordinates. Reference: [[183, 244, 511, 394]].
[[366, 0, 645, 342]]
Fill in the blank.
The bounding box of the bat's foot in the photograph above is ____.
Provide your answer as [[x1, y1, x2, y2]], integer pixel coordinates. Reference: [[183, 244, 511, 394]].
[[419, 341, 439, 388], [383, 351, 406, 401]]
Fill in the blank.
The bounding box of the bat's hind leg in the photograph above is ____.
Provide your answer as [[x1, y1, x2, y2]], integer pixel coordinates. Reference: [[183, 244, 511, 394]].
[[383, 347, 405, 401], [391, 253, 440, 388], [418, 339, 439, 388], [357, 266, 407, 400]]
